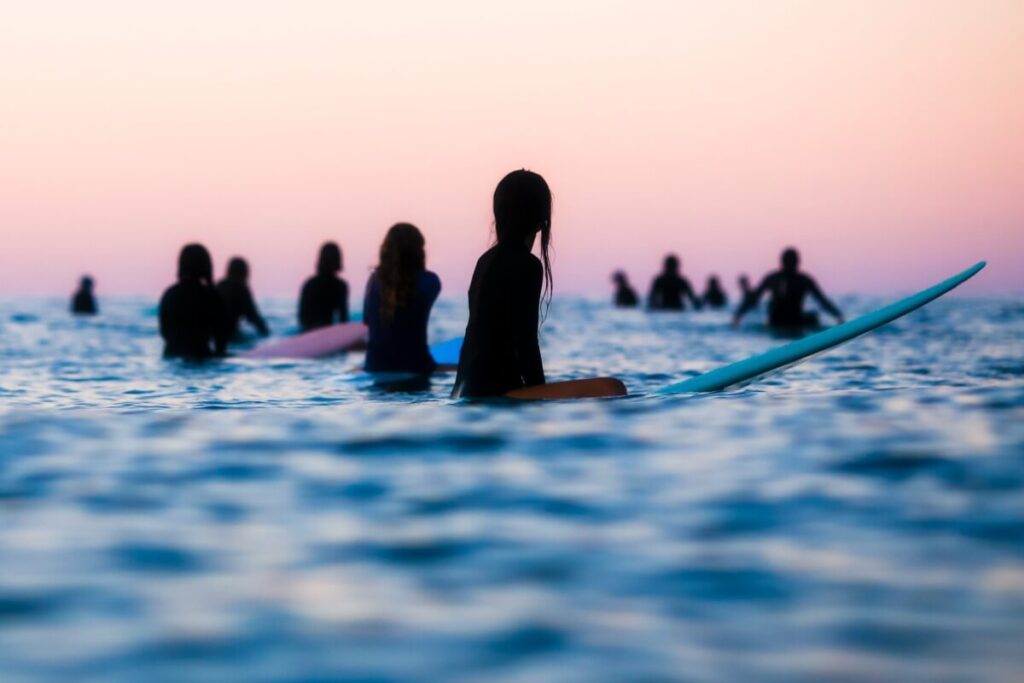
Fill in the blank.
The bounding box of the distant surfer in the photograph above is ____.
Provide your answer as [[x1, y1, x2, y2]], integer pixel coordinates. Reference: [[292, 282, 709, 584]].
[[453, 170, 625, 399], [612, 271, 639, 307], [216, 257, 269, 341], [363, 223, 441, 374], [732, 248, 844, 329], [702, 275, 728, 309], [738, 275, 757, 311], [159, 244, 229, 359], [648, 255, 701, 311], [70, 276, 98, 315], [299, 242, 349, 331]]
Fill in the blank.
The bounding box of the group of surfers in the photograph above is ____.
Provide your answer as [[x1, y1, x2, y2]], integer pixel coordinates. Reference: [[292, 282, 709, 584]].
[[69, 170, 844, 400]]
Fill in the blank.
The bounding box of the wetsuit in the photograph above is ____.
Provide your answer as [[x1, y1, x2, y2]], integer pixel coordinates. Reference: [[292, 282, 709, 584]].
[[615, 284, 639, 307], [71, 290, 97, 315], [216, 278, 269, 338], [453, 243, 544, 397], [737, 270, 841, 327], [158, 279, 229, 358], [363, 270, 441, 374], [298, 274, 349, 331], [648, 274, 701, 310], [703, 286, 728, 309]]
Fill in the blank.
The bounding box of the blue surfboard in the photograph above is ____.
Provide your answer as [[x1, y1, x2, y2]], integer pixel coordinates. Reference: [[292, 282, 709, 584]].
[[659, 261, 985, 394], [430, 336, 463, 366]]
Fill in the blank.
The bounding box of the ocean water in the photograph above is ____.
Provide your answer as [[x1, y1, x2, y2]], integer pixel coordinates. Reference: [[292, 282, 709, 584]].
[[1, 294, 1022, 683]]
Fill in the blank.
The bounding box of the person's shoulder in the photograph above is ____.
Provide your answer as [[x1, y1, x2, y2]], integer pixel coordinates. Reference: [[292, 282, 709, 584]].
[[422, 270, 442, 292], [160, 282, 181, 302]]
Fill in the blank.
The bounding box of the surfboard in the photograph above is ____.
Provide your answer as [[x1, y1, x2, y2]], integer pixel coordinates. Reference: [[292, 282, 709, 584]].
[[241, 322, 368, 359], [430, 336, 463, 366], [659, 261, 985, 394]]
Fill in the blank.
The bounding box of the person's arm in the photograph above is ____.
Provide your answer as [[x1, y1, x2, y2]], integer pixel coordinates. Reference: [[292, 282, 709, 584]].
[[647, 278, 660, 309], [806, 276, 844, 323], [338, 279, 349, 323], [513, 258, 545, 387], [210, 289, 229, 356], [242, 288, 269, 336], [733, 275, 770, 325], [158, 291, 170, 341], [684, 279, 702, 310]]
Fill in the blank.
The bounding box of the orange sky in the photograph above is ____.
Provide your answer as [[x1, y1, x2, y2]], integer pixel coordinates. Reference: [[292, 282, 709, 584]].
[[1, 1, 1021, 297]]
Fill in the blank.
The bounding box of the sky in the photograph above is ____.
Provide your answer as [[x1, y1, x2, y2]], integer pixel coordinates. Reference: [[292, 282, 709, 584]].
[[1, 0, 1021, 298]]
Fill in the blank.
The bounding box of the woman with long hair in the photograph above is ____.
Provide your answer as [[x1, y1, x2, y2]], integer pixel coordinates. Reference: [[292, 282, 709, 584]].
[[158, 243, 228, 359], [453, 170, 625, 399], [363, 223, 441, 374]]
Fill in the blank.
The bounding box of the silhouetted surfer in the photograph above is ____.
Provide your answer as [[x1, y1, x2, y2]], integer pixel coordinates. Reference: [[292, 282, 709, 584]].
[[71, 276, 98, 315], [702, 275, 728, 309], [453, 170, 625, 399], [648, 255, 701, 311], [216, 257, 269, 340], [299, 242, 349, 331], [612, 271, 639, 307], [733, 248, 844, 329], [363, 223, 440, 374], [159, 244, 229, 359]]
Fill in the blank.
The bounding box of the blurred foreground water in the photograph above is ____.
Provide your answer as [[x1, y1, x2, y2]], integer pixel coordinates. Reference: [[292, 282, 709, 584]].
[[1, 295, 1022, 682]]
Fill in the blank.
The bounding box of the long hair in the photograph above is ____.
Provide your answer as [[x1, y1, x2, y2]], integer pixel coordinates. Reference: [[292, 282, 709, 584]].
[[376, 223, 426, 322], [178, 243, 213, 285], [493, 169, 553, 318]]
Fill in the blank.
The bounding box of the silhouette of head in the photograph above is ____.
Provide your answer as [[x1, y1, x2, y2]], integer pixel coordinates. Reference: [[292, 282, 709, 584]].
[[317, 242, 342, 275], [663, 255, 680, 275], [739, 275, 751, 291], [377, 223, 426, 322], [80, 276, 94, 292], [708, 275, 721, 289], [613, 271, 628, 287], [178, 243, 214, 285], [781, 248, 799, 273], [226, 257, 249, 283], [493, 169, 553, 308]]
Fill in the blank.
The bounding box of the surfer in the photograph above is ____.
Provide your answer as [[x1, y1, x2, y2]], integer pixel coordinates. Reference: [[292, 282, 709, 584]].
[[216, 257, 269, 340], [298, 242, 349, 331], [738, 275, 757, 311], [732, 248, 844, 329], [648, 255, 702, 311], [702, 275, 728, 309], [612, 271, 639, 307], [363, 223, 441, 374], [159, 243, 229, 359], [453, 170, 625, 399], [70, 276, 98, 315]]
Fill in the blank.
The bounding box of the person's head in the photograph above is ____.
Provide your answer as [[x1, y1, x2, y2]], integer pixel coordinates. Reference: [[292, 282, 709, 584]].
[[317, 242, 342, 276], [226, 257, 249, 283], [376, 223, 426, 322], [663, 255, 680, 275], [781, 248, 799, 273], [178, 243, 214, 285], [707, 275, 721, 289], [493, 169, 553, 309], [79, 275, 94, 292], [739, 275, 751, 291], [613, 270, 629, 287]]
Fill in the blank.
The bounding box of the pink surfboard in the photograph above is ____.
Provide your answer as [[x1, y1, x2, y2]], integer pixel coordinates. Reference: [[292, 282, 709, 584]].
[[240, 322, 368, 359]]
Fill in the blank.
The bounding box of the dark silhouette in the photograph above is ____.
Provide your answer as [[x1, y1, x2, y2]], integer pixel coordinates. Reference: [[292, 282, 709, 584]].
[[453, 170, 625, 400], [363, 223, 441, 374], [299, 242, 349, 331], [159, 244, 229, 359], [216, 257, 269, 340], [733, 248, 844, 328], [702, 275, 728, 309], [71, 276, 98, 315], [648, 255, 701, 311], [738, 275, 757, 311], [612, 271, 639, 307]]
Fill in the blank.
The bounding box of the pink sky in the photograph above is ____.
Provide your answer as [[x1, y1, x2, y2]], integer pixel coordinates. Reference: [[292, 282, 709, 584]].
[[1, 1, 1021, 298]]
